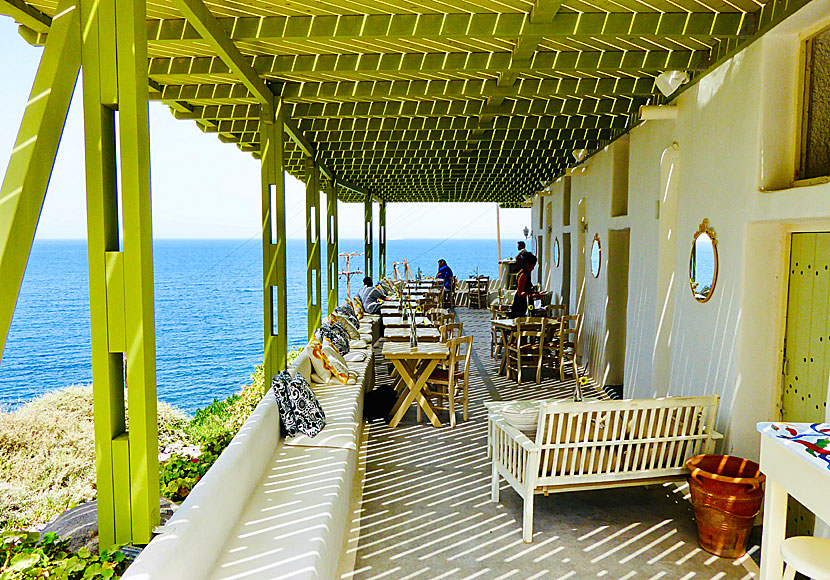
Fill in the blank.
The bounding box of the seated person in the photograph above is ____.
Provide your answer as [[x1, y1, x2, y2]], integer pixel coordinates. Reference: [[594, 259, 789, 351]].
[[356, 276, 384, 314], [436, 259, 453, 290], [510, 253, 542, 318]]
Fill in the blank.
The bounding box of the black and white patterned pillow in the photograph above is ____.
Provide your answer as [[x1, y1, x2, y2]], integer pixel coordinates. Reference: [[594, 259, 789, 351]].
[[272, 370, 326, 438], [334, 306, 359, 329], [316, 323, 349, 355]]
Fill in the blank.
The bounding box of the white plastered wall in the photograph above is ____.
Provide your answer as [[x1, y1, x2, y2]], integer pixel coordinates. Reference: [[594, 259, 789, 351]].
[[536, 0, 830, 465]]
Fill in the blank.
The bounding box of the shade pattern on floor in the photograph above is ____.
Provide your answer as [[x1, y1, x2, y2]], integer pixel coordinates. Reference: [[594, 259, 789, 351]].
[[345, 307, 757, 580]]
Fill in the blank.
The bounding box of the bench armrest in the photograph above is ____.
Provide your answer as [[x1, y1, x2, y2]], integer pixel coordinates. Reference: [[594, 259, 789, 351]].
[[490, 415, 540, 453]]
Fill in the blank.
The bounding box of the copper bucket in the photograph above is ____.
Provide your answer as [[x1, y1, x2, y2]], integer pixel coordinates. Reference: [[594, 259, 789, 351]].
[[685, 454, 765, 558]]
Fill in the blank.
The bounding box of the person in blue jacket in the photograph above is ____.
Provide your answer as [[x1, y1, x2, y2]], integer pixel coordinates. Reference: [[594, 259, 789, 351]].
[[436, 259, 453, 290]]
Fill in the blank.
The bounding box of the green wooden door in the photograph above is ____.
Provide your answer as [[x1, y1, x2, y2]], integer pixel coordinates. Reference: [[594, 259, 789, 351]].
[[782, 232, 830, 535]]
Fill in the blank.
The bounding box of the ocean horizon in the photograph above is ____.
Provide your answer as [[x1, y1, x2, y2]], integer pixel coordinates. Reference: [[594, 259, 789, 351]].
[[1, 238, 514, 414]]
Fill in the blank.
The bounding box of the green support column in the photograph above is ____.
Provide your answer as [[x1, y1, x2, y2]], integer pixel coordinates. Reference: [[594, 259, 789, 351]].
[[81, 0, 158, 547], [305, 157, 322, 338], [364, 192, 373, 280], [0, 0, 79, 361], [326, 180, 339, 314], [259, 98, 287, 380], [379, 200, 387, 279]]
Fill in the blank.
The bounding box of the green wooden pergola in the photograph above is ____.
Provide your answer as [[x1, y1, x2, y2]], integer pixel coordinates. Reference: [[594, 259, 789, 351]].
[[0, 0, 809, 549]]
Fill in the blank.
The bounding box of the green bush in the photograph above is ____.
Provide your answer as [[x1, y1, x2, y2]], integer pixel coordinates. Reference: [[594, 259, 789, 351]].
[[0, 530, 126, 579]]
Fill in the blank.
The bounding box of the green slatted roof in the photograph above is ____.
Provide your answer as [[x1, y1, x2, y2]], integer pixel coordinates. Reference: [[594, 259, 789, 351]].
[[3, 0, 810, 203]]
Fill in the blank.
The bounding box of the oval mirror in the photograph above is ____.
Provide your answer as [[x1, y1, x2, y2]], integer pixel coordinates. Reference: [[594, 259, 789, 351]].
[[553, 237, 560, 267], [590, 234, 601, 278], [689, 219, 718, 303]]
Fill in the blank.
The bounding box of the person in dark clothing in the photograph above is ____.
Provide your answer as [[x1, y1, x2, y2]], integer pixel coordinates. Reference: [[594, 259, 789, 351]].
[[510, 253, 541, 318], [436, 259, 453, 290], [515, 241, 528, 261]]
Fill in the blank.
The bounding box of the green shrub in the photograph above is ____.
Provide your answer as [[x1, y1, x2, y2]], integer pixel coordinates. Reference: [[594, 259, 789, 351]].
[[0, 530, 126, 579]]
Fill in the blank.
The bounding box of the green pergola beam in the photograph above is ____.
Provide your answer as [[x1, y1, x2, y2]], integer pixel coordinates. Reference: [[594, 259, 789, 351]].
[[378, 200, 386, 278], [152, 76, 657, 106], [0, 0, 50, 32], [147, 49, 708, 81], [172, 0, 271, 112], [364, 192, 372, 279], [305, 157, 321, 338], [0, 0, 79, 362], [146, 11, 750, 44], [259, 99, 288, 380], [326, 179, 338, 314]]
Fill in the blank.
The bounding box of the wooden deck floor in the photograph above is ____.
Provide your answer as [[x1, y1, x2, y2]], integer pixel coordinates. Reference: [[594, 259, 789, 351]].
[[344, 307, 759, 580]]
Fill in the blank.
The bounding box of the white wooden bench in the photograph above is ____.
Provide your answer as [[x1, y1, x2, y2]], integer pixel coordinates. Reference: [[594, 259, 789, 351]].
[[489, 395, 722, 542], [123, 316, 379, 580]]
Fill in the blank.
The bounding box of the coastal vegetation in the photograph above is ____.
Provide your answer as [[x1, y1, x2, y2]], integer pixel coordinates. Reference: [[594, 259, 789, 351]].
[[0, 355, 293, 531]]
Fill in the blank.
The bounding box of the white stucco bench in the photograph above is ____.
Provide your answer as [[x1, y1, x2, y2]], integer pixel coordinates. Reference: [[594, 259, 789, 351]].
[[123, 319, 378, 580], [489, 395, 722, 542]]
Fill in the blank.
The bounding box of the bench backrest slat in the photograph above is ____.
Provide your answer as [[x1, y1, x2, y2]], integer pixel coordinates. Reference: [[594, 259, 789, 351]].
[[535, 395, 719, 478]]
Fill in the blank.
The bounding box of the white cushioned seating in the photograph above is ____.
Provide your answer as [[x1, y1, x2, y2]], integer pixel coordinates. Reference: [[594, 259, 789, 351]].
[[123, 302, 377, 580], [284, 382, 363, 450], [208, 445, 356, 580]]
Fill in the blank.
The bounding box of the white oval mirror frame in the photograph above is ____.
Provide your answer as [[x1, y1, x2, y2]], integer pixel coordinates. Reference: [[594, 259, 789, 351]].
[[689, 219, 718, 303], [553, 237, 560, 267], [590, 234, 601, 278]]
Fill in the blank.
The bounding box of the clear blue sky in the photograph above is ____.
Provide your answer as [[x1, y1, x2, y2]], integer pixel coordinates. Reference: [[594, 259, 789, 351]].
[[0, 16, 530, 241]]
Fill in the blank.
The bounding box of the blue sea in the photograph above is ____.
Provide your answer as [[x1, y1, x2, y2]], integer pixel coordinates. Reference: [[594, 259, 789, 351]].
[[0, 239, 504, 414]]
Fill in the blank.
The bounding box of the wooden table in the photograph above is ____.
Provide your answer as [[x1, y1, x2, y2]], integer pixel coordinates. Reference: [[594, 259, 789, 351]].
[[491, 318, 518, 374], [382, 342, 449, 428], [757, 422, 830, 579], [384, 316, 431, 328], [384, 327, 441, 342]]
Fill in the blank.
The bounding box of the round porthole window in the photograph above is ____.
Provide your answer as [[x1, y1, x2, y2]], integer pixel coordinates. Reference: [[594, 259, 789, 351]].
[[590, 234, 601, 278], [689, 219, 718, 303], [553, 237, 560, 267]]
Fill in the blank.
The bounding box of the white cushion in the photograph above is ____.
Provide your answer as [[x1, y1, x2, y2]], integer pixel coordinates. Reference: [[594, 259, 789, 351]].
[[290, 350, 313, 383], [208, 446, 357, 580], [285, 383, 363, 450], [349, 338, 368, 349], [344, 351, 367, 362]]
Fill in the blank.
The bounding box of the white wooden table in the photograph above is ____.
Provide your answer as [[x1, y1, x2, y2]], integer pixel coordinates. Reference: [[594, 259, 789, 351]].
[[757, 422, 830, 579], [382, 342, 449, 428], [384, 316, 431, 328]]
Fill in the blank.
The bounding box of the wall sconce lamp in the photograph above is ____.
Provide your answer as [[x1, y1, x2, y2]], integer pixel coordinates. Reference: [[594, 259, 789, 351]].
[[580, 217, 588, 233], [655, 70, 689, 97], [572, 149, 587, 162]]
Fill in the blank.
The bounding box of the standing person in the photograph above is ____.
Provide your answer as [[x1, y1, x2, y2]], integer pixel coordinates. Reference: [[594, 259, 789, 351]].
[[357, 276, 384, 314], [510, 253, 541, 318], [436, 259, 453, 290], [515, 241, 528, 262]]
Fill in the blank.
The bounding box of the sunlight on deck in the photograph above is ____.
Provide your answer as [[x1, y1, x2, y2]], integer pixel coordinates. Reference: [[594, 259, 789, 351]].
[[344, 308, 758, 580]]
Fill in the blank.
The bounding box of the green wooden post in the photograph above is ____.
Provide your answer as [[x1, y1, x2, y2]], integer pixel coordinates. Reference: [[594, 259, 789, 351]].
[[260, 98, 287, 378], [0, 0, 79, 362], [305, 157, 321, 338], [326, 180, 339, 314], [81, 0, 158, 546], [364, 192, 373, 280], [379, 199, 387, 279]]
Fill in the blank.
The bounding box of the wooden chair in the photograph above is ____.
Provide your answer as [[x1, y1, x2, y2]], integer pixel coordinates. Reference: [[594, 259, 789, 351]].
[[489, 304, 510, 358], [545, 303, 567, 318], [505, 317, 547, 384], [435, 313, 455, 329], [443, 277, 457, 308], [470, 276, 490, 309], [440, 322, 463, 342], [423, 336, 473, 427], [554, 314, 580, 382]]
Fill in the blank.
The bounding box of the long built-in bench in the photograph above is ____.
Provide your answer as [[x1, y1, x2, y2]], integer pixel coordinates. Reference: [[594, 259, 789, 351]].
[[123, 313, 380, 580]]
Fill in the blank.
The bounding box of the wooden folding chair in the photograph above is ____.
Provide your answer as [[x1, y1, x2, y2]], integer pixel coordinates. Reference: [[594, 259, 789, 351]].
[[555, 314, 581, 382]]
